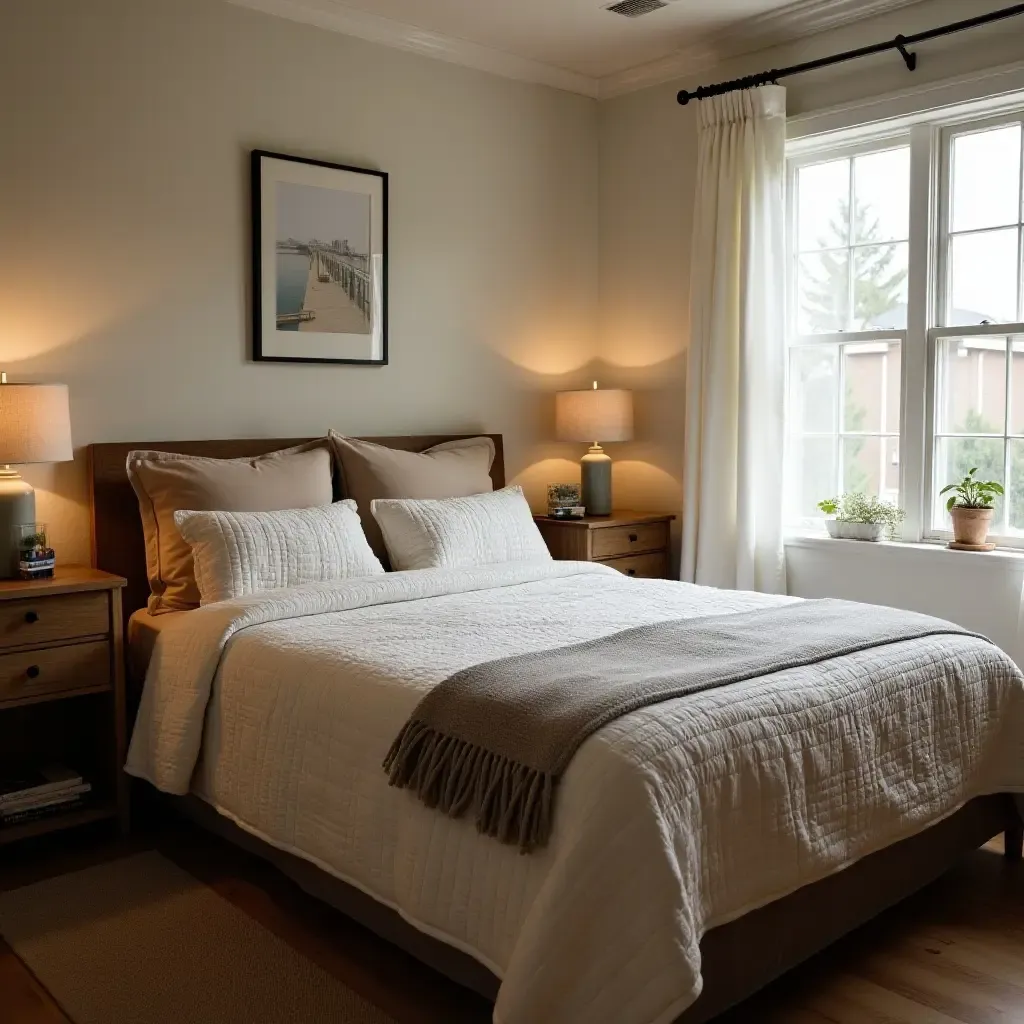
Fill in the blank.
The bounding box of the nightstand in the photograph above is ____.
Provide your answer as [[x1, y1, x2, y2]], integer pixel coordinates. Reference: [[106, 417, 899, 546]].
[[534, 511, 676, 579], [0, 566, 128, 845]]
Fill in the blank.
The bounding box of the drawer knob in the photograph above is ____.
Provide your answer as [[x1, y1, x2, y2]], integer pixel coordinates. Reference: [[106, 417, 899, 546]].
[[24, 610, 39, 624], [26, 665, 40, 680], [627, 569, 637, 577], [628, 533, 638, 543]]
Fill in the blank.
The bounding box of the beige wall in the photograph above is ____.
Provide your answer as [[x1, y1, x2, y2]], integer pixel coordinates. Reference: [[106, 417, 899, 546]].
[[0, 0, 600, 562], [599, 0, 1024, 527]]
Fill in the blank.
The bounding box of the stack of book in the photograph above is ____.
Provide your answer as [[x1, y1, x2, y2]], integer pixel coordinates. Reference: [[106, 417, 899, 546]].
[[0, 765, 92, 828]]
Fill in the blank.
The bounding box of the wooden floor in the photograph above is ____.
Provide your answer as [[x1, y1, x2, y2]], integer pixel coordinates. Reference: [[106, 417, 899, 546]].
[[1, 820, 1022, 1024]]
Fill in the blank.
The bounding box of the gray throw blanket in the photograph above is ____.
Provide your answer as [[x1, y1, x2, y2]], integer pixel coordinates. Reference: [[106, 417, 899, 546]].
[[383, 599, 984, 852]]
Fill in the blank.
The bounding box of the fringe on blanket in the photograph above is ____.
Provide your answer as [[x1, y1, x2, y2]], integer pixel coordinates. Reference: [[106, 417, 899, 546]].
[[383, 720, 555, 853]]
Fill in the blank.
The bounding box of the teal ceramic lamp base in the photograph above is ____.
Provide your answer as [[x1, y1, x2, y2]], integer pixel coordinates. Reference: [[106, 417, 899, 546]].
[[581, 444, 612, 516]]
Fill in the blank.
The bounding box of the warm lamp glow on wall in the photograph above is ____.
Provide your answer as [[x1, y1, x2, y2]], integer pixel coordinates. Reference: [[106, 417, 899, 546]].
[[556, 382, 633, 516], [0, 373, 73, 577]]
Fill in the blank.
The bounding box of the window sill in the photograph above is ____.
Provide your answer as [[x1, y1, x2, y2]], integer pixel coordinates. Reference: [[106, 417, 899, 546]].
[[784, 534, 1024, 565]]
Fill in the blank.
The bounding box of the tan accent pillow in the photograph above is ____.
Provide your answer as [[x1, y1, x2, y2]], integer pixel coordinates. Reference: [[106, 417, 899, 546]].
[[328, 432, 495, 563], [127, 443, 333, 614]]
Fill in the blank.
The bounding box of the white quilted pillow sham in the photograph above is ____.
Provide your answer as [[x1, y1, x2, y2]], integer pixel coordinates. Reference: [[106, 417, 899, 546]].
[[174, 501, 384, 604], [371, 485, 552, 571]]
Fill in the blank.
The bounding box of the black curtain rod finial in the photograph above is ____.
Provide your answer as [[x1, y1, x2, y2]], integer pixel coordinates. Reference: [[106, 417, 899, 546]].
[[894, 35, 918, 72]]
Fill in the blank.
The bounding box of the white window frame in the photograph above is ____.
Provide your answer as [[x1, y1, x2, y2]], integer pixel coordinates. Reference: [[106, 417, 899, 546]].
[[927, 110, 1024, 544], [785, 132, 914, 533], [785, 95, 1024, 547]]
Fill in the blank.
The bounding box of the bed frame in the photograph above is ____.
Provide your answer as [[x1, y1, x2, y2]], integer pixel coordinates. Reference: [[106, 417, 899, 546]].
[[87, 434, 1023, 1024]]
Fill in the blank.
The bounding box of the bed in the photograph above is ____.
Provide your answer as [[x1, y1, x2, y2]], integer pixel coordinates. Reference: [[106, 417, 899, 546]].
[[88, 435, 1024, 1024]]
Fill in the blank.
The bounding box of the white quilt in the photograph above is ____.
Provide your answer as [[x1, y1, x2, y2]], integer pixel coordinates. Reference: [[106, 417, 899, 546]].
[[126, 561, 1024, 1024]]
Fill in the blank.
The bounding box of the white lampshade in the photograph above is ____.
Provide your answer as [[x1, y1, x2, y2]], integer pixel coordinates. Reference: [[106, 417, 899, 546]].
[[556, 384, 633, 444], [0, 383, 73, 464]]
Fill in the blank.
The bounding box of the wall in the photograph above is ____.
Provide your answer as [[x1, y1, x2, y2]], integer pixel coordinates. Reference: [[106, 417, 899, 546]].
[[0, 0, 600, 563], [598, 0, 1024, 661], [786, 537, 1024, 661]]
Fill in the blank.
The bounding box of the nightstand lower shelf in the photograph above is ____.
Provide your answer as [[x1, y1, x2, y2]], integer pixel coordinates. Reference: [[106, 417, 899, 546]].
[[0, 801, 118, 846]]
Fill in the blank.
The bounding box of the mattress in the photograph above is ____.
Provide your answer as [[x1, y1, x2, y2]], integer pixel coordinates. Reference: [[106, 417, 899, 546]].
[[127, 608, 188, 683], [125, 561, 1024, 1024]]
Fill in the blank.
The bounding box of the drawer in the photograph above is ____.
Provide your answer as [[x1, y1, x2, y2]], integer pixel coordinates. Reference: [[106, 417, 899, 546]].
[[600, 552, 669, 579], [0, 593, 108, 650], [0, 641, 111, 705], [591, 522, 669, 560]]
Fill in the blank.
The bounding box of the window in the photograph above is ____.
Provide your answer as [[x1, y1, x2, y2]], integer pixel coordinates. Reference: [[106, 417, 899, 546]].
[[932, 118, 1024, 539], [784, 104, 1024, 544], [787, 143, 909, 526]]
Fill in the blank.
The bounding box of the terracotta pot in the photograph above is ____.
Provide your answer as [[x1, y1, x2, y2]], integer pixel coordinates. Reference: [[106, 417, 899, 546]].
[[950, 506, 993, 546]]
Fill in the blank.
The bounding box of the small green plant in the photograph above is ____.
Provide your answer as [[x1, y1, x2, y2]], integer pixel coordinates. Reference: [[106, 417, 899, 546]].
[[817, 493, 906, 540], [939, 467, 1004, 512]]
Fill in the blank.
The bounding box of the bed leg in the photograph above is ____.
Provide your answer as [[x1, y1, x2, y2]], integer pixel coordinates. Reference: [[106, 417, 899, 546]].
[[1005, 825, 1023, 862]]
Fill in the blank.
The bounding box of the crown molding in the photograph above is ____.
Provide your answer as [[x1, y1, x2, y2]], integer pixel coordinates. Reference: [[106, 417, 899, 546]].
[[225, 0, 932, 102], [598, 0, 929, 99], [225, 0, 601, 97], [788, 58, 1024, 142]]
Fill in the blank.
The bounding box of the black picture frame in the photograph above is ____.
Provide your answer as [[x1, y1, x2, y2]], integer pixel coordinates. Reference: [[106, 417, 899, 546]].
[[251, 149, 388, 365]]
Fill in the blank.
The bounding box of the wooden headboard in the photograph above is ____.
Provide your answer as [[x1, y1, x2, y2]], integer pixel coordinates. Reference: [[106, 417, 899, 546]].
[[87, 434, 505, 624]]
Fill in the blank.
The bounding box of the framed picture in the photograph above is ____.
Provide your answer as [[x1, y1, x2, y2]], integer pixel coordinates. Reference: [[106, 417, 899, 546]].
[[252, 150, 388, 365]]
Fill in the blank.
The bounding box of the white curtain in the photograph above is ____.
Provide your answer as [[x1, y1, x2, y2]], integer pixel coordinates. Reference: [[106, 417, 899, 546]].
[[681, 85, 787, 594]]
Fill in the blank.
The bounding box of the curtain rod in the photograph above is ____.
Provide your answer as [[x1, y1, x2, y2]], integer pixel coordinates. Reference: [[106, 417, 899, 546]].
[[676, 3, 1024, 106]]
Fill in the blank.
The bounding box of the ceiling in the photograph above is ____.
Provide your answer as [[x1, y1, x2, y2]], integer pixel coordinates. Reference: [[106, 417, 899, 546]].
[[227, 0, 926, 97], [299, 0, 803, 79]]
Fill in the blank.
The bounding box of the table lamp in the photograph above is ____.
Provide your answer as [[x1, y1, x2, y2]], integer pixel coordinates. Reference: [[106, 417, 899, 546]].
[[0, 375, 73, 578], [555, 382, 633, 516]]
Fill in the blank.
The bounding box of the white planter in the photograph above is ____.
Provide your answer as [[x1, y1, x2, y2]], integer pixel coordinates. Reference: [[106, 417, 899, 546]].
[[826, 520, 884, 542]]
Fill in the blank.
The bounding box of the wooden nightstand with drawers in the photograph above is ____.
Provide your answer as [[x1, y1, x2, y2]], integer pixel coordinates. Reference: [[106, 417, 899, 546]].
[[534, 511, 675, 579], [0, 566, 128, 845]]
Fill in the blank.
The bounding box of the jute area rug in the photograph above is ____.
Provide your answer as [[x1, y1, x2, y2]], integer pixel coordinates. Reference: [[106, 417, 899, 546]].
[[0, 851, 398, 1024]]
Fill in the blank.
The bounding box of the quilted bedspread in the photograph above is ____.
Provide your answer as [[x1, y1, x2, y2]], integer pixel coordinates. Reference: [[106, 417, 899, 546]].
[[126, 561, 1024, 1024]]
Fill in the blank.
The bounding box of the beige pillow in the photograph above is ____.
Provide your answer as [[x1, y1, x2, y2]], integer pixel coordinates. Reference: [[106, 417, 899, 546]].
[[328, 432, 495, 563], [127, 443, 333, 614]]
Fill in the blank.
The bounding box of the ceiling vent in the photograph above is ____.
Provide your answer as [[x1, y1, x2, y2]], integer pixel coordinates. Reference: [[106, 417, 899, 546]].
[[605, 0, 668, 18]]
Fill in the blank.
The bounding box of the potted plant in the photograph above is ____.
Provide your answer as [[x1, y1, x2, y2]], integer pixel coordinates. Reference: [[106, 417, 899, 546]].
[[939, 468, 1004, 549], [817, 493, 906, 542]]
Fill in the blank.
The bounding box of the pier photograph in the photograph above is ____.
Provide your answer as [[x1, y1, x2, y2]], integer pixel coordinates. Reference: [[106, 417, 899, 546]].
[[253, 150, 388, 365], [275, 180, 372, 335]]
